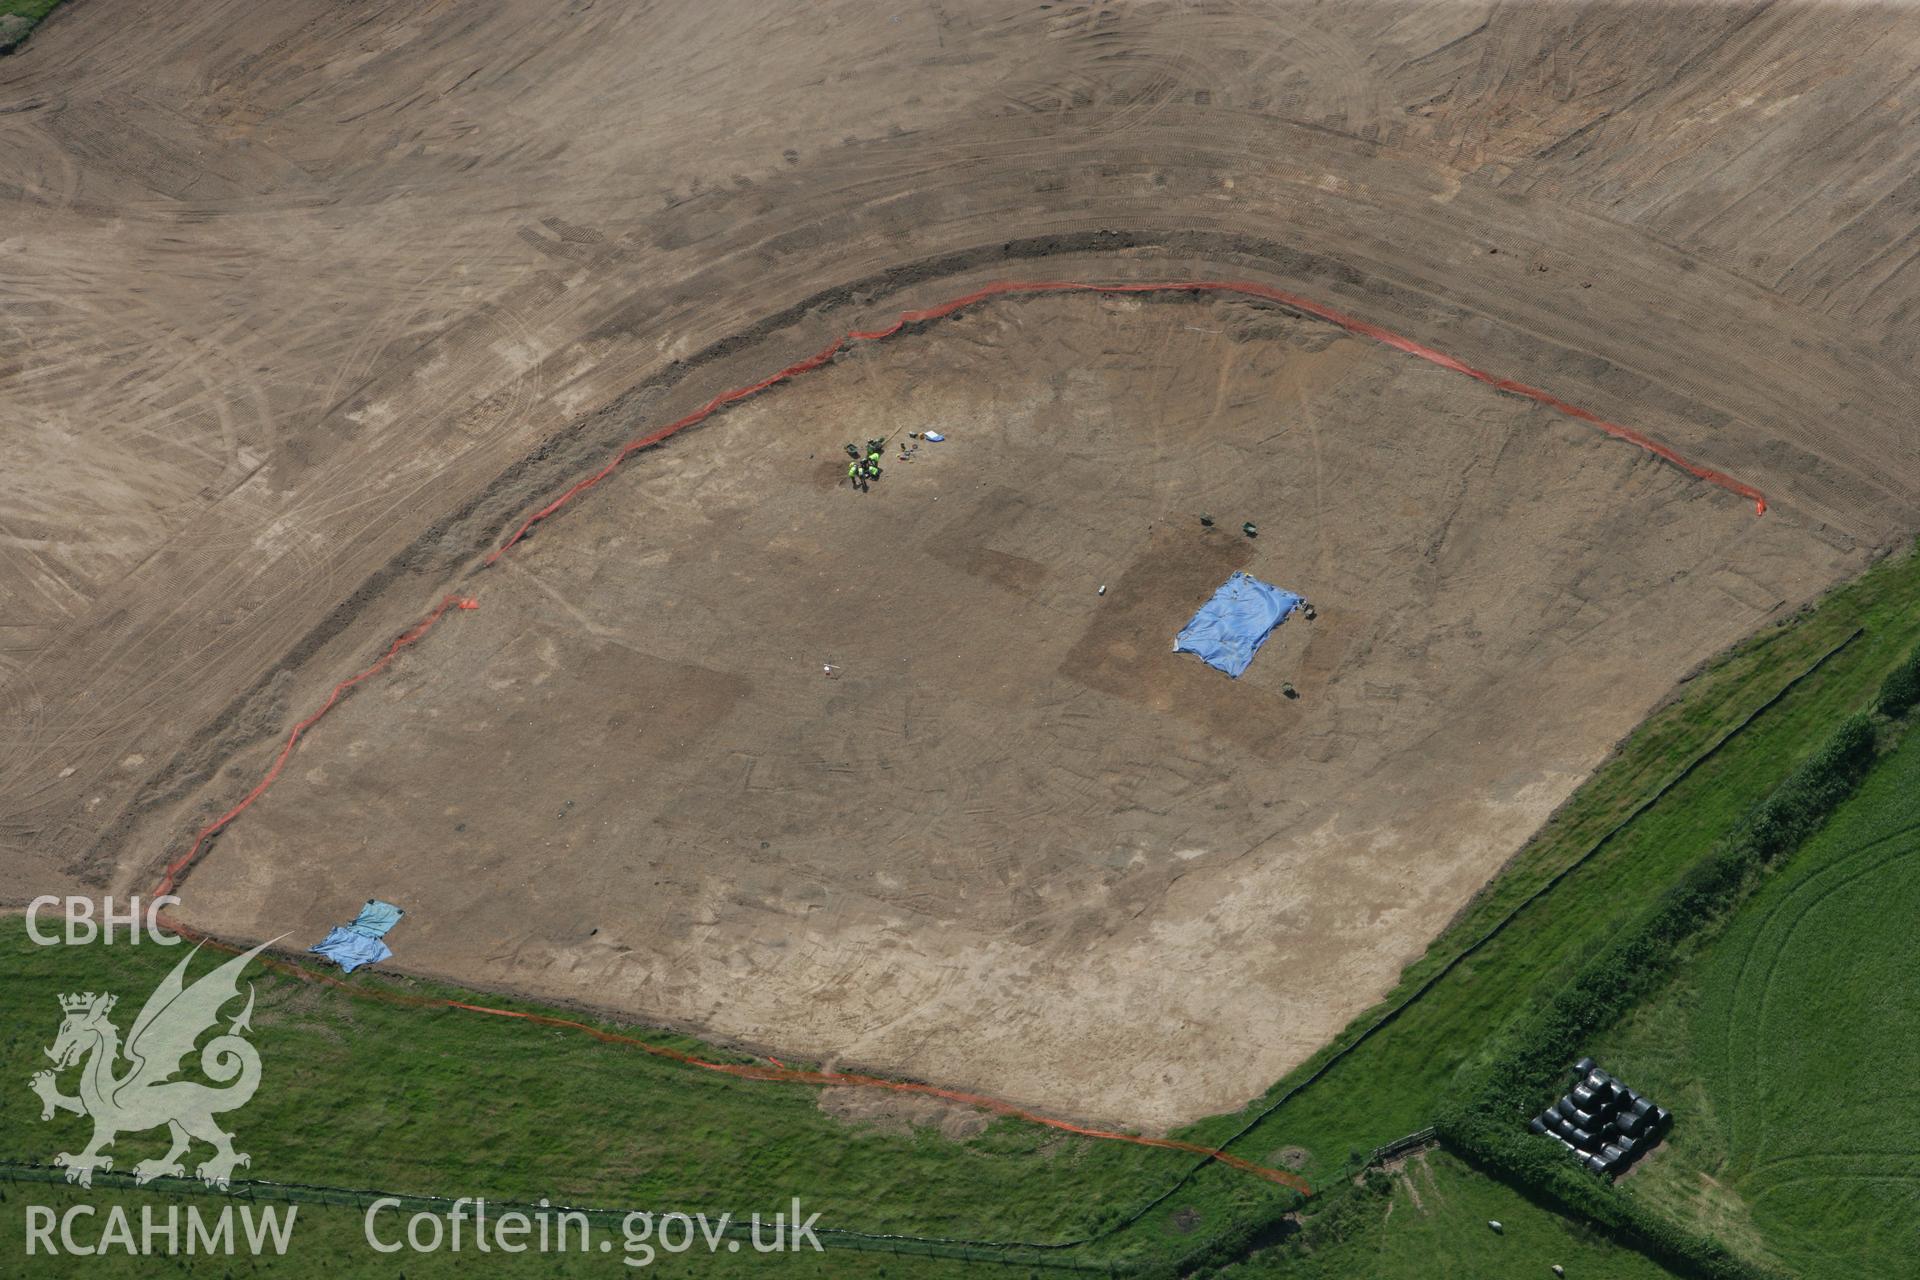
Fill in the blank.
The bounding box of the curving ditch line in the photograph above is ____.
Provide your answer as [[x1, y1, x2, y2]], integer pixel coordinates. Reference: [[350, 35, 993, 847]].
[[484, 276, 1765, 565], [145, 272, 1777, 1236]]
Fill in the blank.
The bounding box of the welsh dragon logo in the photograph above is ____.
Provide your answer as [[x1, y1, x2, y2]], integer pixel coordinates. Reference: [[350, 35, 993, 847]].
[[29, 939, 275, 1189]]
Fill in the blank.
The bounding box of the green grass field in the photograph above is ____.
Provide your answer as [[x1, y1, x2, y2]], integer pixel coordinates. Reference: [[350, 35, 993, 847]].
[[4, 544, 1914, 1278], [0, 1148, 1684, 1278], [0, 0, 64, 50], [0, 934, 1190, 1251], [1193, 545, 1920, 1183], [1224, 1149, 1680, 1280], [0, 1180, 983, 1277], [1588, 716, 1920, 1279]]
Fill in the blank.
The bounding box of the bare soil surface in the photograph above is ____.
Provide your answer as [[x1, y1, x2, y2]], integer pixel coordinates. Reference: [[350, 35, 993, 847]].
[[3, 2, 1917, 1123], [177, 296, 1848, 1125]]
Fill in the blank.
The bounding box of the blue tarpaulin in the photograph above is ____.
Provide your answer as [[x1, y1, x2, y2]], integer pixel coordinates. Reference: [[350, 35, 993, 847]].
[[1173, 572, 1303, 678], [310, 898, 405, 973], [346, 899, 403, 940], [309, 927, 392, 974]]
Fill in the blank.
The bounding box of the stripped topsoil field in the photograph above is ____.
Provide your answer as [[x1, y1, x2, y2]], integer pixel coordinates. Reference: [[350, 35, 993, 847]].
[[3, 1, 1918, 1126], [176, 294, 1851, 1126]]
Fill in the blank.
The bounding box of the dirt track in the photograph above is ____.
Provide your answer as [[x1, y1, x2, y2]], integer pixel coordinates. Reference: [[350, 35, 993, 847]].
[[3, 2, 1917, 1123]]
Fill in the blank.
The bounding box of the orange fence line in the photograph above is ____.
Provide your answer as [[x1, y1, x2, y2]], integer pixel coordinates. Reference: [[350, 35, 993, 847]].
[[152, 277, 1770, 1197], [484, 277, 1763, 563], [151, 595, 479, 900], [158, 921, 1308, 1193]]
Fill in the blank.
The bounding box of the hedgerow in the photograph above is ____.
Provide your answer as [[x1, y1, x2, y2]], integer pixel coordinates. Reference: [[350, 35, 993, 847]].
[[1875, 641, 1920, 717], [1436, 713, 1880, 1280]]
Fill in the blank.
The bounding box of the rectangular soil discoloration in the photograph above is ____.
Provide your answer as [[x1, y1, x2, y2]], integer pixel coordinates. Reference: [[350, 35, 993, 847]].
[[178, 299, 1859, 1127], [1061, 526, 1296, 759]]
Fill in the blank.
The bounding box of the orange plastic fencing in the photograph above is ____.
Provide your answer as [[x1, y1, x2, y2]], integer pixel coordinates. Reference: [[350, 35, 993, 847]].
[[485, 277, 1763, 563], [151, 595, 479, 900], [157, 919, 1309, 1192], [152, 277, 1769, 1197]]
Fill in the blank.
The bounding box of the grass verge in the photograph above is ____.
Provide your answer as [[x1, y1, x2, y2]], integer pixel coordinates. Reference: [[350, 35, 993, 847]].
[[0, 1178, 984, 1277], [0, 931, 1191, 1253]]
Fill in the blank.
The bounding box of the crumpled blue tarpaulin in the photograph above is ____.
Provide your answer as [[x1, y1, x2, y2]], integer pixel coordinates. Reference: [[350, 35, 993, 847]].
[[345, 899, 403, 940], [309, 927, 392, 974], [309, 898, 405, 973], [1173, 572, 1303, 678]]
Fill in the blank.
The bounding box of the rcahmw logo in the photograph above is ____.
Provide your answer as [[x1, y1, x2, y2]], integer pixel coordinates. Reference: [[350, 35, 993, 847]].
[[26, 1202, 296, 1259], [23, 939, 297, 1257], [29, 939, 276, 1189]]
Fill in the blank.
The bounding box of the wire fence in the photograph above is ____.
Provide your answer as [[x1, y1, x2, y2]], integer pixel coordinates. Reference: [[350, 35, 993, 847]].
[[0, 1121, 1445, 1273], [0, 1160, 1128, 1272]]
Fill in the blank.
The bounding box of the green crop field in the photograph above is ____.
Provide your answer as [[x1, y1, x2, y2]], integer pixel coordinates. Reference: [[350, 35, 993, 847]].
[[1589, 716, 1920, 1279]]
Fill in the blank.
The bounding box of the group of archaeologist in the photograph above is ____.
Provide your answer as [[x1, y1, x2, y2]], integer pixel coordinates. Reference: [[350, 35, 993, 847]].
[[845, 438, 887, 492]]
